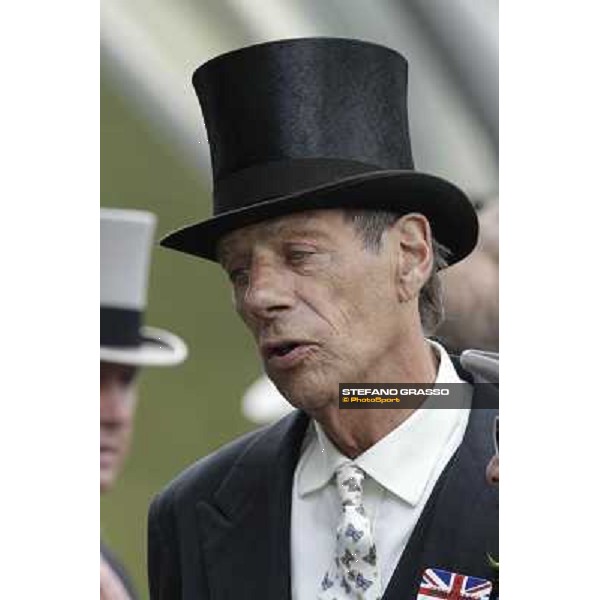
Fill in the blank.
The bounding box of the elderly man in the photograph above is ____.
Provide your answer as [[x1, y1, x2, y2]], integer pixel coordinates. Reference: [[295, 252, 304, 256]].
[[148, 38, 498, 600], [101, 208, 187, 599]]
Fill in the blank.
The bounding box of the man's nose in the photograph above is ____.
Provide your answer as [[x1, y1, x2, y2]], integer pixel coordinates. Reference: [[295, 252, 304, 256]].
[[100, 383, 131, 425], [241, 260, 294, 321]]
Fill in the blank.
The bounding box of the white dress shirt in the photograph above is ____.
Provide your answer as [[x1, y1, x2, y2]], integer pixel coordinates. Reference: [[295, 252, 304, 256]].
[[290, 340, 472, 599]]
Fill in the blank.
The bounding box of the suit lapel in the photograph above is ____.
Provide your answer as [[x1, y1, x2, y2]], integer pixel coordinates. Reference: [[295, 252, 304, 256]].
[[382, 381, 499, 599], [196, 411, 309, 600], [419, 383, 498, 571], [192, 363, 498, 599]]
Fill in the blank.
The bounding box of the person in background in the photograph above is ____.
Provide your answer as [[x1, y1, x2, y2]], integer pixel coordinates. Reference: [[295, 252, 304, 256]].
[[460, 349, 499, 486], [101, 208, 187, 599], [487, 417, 499, 485], [437, 198, 499, 353]]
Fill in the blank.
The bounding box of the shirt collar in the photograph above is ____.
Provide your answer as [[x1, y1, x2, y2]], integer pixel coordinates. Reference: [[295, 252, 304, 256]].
[[296, 340, 470, 506]]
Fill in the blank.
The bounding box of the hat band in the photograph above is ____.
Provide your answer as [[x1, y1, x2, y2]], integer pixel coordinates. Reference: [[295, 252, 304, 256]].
[[100, 307, 142, 348], [213, 158, 386, 214]]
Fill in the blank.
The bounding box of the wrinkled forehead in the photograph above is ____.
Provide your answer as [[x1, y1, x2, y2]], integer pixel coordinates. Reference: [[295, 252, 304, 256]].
[[216, 209, 349, 263]]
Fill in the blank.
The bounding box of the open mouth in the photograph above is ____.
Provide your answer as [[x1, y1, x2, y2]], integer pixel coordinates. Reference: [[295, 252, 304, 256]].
[[262, 340, 316, 368], [100, 442, 120, 456], [100, 446, 118, 467], [269, 342, 302, 358]]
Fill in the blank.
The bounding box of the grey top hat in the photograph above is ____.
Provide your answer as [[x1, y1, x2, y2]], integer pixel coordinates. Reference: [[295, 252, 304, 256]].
[[101, 208, 187, 367]]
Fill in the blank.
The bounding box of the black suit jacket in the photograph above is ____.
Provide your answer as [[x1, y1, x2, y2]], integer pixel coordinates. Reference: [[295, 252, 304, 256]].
[[148, 370, 498, 600]]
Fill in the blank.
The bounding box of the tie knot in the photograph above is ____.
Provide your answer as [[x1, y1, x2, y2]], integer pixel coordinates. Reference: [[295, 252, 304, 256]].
[[335, 463, 365, 506]]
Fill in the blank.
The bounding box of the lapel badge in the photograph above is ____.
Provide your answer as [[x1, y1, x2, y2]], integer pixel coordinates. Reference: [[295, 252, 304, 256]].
[[417, 567, 493, 599]]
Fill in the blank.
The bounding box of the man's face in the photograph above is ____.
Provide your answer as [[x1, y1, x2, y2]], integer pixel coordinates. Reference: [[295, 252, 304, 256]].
[[486, 416, 499, 485], [218, 209, 419, 413], [486, 455, 499, 485], [100, 361, 139, 493]]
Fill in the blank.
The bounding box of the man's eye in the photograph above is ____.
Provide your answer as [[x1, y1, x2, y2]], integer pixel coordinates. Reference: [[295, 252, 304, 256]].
[[287, 249, 315, 263], [228, 268, 249, 286], [120, 371, 137, 386]]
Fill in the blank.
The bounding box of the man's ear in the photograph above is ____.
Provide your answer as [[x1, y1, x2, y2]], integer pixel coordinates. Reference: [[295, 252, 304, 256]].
[[393, 214, 433, 302]]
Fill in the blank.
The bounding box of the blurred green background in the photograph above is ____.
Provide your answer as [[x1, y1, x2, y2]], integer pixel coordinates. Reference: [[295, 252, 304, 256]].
[[101, 69, 260, 596]]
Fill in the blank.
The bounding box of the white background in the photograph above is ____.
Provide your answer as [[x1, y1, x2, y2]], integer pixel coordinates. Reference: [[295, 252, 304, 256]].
[[0, 1, 598, 597]]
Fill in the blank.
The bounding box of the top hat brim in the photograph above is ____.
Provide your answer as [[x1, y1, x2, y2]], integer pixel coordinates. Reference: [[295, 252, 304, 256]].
[[160, 170, 478, 266], [100, 326, 188, 367]]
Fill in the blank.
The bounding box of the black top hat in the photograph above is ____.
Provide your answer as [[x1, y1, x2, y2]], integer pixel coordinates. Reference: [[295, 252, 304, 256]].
[[161, 37, 478, 265]]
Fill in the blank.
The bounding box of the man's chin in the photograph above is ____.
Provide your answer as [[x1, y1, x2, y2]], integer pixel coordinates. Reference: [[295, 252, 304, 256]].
[[272, 377, 336, 413], [100, 468, 117, 494]]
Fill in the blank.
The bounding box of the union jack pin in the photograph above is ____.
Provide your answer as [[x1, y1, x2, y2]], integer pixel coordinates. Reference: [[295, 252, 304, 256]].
[[417, 567, 492, 599]]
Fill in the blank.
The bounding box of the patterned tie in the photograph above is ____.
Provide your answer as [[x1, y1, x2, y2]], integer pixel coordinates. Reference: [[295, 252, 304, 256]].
[[317, 463, 382, 600]]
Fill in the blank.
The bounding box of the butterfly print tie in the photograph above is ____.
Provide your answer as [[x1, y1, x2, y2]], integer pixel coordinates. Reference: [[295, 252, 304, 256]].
[[317, 463, 382, 600]]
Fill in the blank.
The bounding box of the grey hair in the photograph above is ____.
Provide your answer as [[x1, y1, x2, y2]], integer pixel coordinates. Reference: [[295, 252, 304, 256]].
[[343, 209, 451, 334]]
